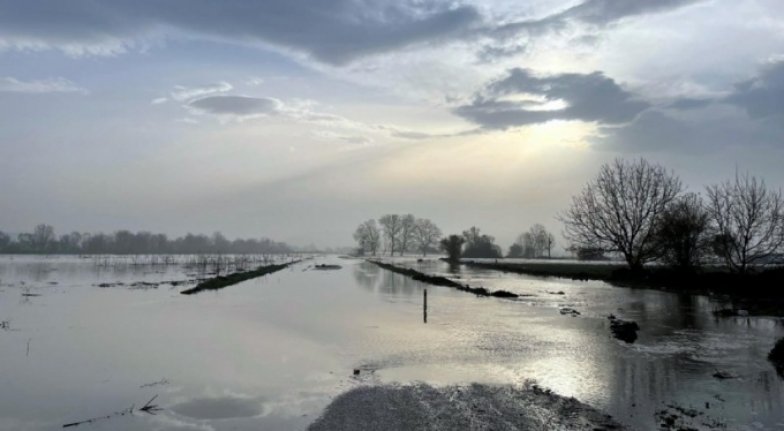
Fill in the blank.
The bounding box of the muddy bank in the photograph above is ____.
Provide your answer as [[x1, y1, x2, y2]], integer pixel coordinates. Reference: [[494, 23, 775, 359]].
[[308, 383, 623, 431], [463, 260, 784, 316], [180, 260, 298, 295], [368, 260, 519, 299]]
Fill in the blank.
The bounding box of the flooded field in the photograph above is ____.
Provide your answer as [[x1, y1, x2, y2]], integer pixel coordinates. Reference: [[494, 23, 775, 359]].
[[1, 255, 783, 430]]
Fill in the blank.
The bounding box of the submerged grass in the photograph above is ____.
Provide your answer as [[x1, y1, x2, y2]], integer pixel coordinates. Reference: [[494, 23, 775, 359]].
[[368, 260, 519, 299], [180, 260, 299, 295]]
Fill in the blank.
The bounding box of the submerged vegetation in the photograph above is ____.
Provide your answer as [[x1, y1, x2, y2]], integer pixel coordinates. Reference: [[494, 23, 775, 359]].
[[180, 260, 299, 295], [368, 260, 518, 298]]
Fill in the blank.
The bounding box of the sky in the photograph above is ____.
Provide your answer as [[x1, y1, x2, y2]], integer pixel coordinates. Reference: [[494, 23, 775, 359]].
[[1, 0, 783, 250]]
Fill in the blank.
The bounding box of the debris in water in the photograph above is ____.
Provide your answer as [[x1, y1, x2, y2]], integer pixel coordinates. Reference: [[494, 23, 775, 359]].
[[140, 378, 170, 388], [608, 314, 639, 343], [314, 264, 342, 270], [559, 307, 581, 317], [712, 370, 735, 380], [62, 394, 162, 428], [768, 337, 784, 377]]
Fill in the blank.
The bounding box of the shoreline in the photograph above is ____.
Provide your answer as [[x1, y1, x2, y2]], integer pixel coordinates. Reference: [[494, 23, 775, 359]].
[[461, 259, 784, 317]]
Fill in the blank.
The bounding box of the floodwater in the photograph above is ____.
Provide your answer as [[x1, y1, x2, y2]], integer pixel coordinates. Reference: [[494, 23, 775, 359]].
[[0, 255, 782, 430]]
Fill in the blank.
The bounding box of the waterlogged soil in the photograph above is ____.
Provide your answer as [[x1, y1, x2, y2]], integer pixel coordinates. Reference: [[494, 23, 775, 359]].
[[0, 255, 783, 430]]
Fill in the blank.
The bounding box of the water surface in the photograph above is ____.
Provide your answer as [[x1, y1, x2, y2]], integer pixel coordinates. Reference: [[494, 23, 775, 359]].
[[0, 255, 782, 430]]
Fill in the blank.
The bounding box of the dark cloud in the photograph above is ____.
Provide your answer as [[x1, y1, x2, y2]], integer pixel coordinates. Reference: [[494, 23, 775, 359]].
[[598, 61, 784, 152], [724, 60, 784, 119], [598, 107, 784, 153], [667, 97, 714, 110], [454, 68, 649, 129], [486, 0, 703, 57], [0, 0, 481, 64], [0, 0, 705, 64], [188, 95, 282, 117], [555, 0, 703, 25]]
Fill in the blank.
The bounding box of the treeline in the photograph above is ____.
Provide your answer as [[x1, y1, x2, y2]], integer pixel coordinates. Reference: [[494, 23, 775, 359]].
[[353, 215, 556, 260], [0, 224, 292, 255], [561, 158, 784, 273], [353, 215, 442, 256]]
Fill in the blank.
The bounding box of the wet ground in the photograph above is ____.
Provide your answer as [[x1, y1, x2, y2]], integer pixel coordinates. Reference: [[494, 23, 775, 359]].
[[1, 255, 782, 430]]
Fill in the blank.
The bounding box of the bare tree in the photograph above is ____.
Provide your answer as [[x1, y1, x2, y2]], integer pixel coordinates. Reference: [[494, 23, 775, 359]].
[[413, 218, 442, 256], [398, 214, 416, 256], [378, 214, 403, 256], [440, 235, 465, 262], [31, 224, 56, 253], [527, 224, 555, 258], [706, 173, 784, 273], [462, 226, 502, 258], [653, 192, 710, 271], [0, 231, 10, 251], [561, 158, 682, 271], [353, 220, 381, 256], [516, 232, 536, 258]]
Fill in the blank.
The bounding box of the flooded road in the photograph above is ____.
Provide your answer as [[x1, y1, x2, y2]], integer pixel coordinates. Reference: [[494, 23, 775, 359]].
[[1, 255, 782, 430]]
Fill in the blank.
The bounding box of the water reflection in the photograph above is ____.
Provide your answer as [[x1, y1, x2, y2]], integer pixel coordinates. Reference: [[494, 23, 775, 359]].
[[352, 263, 381, 291], [1, 256, 783, 430]]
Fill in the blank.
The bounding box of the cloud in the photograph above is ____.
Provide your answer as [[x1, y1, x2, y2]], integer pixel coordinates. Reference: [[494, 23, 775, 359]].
[[484, 0, 704, 58], [553, 0, 704, 26], [0, 76, 86, 93], [171, 82, 232, 102], [0, 0, 481, 65], [723, 60, 784, 119], [597, 60, 784, 152], [667, 97, 714, 110], [454, 68, 649, 129], [187, 95, 283, 118]]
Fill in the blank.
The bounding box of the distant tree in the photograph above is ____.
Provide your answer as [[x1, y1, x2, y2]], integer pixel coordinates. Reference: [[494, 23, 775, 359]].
[[513, 225, 555, 259], [378, 214, 403, 256], [412, 218, 442, 256], [568, 246, 607, 261], [151, 233, 169, 253], [0, 231, 10, 251], [398, 214, 417, 256], [0, 224, 291, 255], [561, 158, 682, 271], [653, 193, 710, 271], [31, 224, 56, 253], [212, 232, 231, 253], [353, 220, 381, 256], [517, 232, 536, 258], [529, 224, 556, 258], [58, 232, 83, 253], [507, 242, 523, 258], [440, 235, 465, 262], [462, 227, 502, 258], [706, 173, 784, 273]]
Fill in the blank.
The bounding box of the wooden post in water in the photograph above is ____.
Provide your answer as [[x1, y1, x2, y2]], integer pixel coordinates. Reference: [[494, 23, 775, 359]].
[[423, 288, 428, 323]]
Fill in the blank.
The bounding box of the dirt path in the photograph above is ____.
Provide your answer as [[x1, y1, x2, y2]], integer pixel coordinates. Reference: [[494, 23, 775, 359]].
[[309, 383, 624, 431]]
